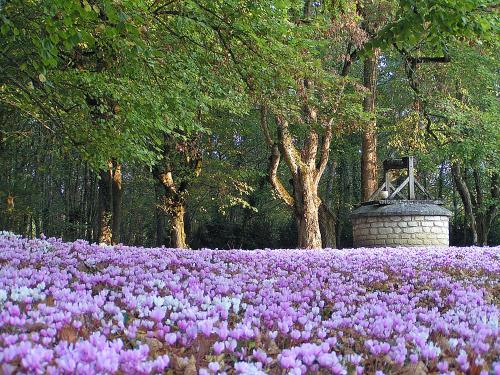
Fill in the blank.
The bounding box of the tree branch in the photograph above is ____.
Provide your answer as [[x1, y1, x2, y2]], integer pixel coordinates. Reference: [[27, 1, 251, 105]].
[[407, 56, 451, 64], [259, 105, 274, 146], [268, 143, 295, 207], [276, 115, 299, 175], [302, 129, 318, 168], [315, 118, 333, 186]]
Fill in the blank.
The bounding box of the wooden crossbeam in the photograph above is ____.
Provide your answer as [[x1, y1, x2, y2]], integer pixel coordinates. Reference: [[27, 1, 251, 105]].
[[368, 182, 386, 201], [367, 157, 435, 202], [389, 176, 409, 199], [415, 179, 432, 199], [388, 182, 406, 199]]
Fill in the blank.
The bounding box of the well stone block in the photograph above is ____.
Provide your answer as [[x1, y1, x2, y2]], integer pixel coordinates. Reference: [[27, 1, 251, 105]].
[[351, 201, 452, 248]]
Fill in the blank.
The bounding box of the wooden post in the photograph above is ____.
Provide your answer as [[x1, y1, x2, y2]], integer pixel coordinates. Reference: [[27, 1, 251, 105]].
[[408, 156, 415, 199], [385, 170, 391, 196]]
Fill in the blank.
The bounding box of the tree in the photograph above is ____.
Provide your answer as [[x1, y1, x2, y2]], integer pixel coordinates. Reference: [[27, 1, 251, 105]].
[[361, 52, 379, 201], [153, 136, 202, 248]]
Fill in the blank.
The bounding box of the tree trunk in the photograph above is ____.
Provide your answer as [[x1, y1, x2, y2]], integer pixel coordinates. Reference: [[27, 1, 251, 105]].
[[261, 105, 335, 249], [361, 53, 379, 201], [5, 195, 15, 232], [293, 169, 322, 248], [98, 164, 113, 245], [473, 170, 498, 246], [170, 202, 188, 248], [153, 134, 202, 249], [476, 216, 488, 246], [451, 163, 478, 245], [153, 164, 189, 249], [319, 203, 336, 248], [111, 160, 122, 244]]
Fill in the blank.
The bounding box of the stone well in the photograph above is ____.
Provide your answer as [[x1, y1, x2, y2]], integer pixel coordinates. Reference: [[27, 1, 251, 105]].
[[351, 201, 452, 248]]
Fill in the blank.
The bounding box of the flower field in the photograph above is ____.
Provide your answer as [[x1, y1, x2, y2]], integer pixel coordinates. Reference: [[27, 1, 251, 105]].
[[0, 233, 499, 374]]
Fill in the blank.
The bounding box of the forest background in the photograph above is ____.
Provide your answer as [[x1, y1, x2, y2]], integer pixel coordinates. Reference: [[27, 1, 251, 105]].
[[0, 0, 498, 249]]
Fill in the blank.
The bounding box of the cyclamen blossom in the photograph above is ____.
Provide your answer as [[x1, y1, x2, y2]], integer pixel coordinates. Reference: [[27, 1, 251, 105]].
[[208, 361, 220, 372], [164, 332, 177, 345], [149, 308, 166, 323], [213, 341, 225, 354], [0, 234, 498, 374]]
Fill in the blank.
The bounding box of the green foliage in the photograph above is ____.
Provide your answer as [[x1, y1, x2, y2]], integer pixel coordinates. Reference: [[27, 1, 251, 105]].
[[1, 0, 498, 246], [369, 0, 499, 54]]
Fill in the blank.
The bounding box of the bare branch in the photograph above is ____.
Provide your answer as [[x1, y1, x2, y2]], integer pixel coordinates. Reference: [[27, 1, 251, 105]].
[[407, 56, 451, 64]]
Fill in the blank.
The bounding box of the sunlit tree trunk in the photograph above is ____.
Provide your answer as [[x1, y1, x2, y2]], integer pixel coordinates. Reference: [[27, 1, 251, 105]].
[[98, 163, 113, 245], [4, 194, 15, 232], [170, 202, 187, 249], [111, 160, 122, 244], [361, 52, 378, 201], [293, 168, 322, 248], [153, 166, 189, 249]]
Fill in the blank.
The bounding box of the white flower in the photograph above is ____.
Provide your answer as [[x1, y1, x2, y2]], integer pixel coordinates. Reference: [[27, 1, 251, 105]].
[[0, 289, 7, 304]]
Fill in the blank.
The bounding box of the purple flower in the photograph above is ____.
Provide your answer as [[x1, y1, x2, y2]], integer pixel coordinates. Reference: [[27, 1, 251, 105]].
[[279, 355, 297, 369], [165, 332, 177, 345], [0, 234, 498, 375], [150, 308, 166, 322], [290, 329, 301, 340], [208, 361, 220, 372], [213, 341, 225, 355]]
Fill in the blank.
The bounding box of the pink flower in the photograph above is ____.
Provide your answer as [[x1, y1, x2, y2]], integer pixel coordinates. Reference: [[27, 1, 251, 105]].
[[165, 333, 177, 345], [150, 308, 166, 323], [213, 341, 225, 355]]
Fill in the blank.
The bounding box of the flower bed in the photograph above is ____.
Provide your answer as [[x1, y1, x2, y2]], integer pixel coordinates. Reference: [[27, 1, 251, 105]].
[[0, 232, 498, 374]]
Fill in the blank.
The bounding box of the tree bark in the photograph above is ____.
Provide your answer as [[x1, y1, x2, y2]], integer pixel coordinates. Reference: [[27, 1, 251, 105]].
[[170, 202, 188, 248], [451, 163, 478, 245], [153, 166, 189, 249], [4, 194, 15, 232], [473, 169, 498, 245], [294, 168, 322, 248], [98, 163, 113, 245], [361, 52, 378, 202], [111, 160, 122, 244]]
